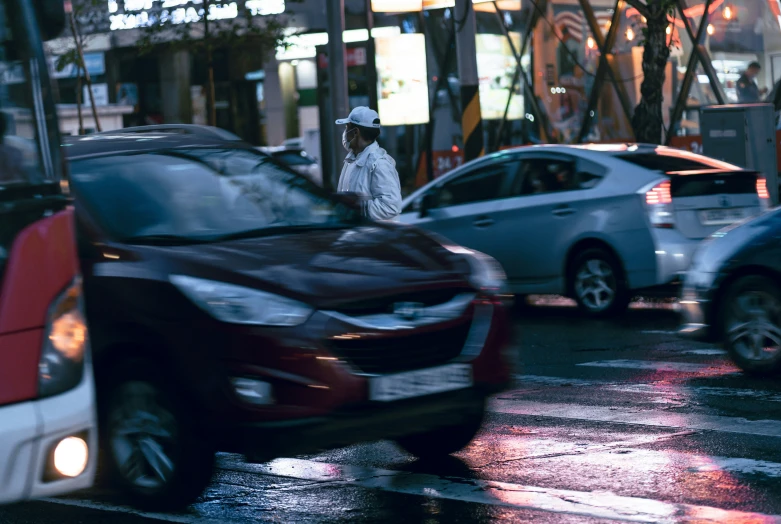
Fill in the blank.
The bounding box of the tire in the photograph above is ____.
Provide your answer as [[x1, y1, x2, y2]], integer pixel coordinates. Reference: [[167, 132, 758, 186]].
[[569, 248, 630, 318], [721, 276, 781, 377], [101, 361, 215, 511], [394, 398, 485, 458]]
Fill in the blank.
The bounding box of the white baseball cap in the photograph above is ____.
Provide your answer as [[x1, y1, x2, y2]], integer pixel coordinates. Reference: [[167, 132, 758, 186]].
[[335, 106, 381, 128]]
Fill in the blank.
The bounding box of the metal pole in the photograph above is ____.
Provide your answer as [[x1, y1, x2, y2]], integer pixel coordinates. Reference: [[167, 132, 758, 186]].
[[327, 0, 350, 190], [365, 0, 379, 111], [454, 0, 484, 161]]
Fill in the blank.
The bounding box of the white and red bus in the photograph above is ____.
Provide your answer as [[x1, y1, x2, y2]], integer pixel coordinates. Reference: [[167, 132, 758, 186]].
[[0, 0, 96, 504]]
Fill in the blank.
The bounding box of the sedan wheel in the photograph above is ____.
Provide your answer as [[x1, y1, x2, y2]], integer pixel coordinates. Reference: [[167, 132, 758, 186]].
[[104, 367, 215, 511], [723, 276, 781, 376], [571, 248, 629, 317]]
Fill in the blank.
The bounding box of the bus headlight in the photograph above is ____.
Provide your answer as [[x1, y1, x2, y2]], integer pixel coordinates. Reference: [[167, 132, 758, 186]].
[[38, 279, 88, 398]]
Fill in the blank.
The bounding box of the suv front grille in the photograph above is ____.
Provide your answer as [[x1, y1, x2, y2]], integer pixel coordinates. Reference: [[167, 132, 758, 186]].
[[331, 288, 467, 316], [328, 320, 472, 374]]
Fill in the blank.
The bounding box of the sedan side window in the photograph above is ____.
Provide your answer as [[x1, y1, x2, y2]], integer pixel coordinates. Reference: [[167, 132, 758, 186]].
[[435, 161, 517, 208], [515, 159, 578, 196]]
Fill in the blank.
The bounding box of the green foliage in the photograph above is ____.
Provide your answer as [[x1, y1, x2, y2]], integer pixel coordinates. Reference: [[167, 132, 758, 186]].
[[53, 0, 105, 72]]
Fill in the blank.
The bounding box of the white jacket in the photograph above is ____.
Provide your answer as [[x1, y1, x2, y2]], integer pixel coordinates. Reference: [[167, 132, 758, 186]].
[[337, 141, 402, 221]]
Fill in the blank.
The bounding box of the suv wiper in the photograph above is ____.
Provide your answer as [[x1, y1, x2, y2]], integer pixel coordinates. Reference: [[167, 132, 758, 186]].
[[122, 234, 208, 246], [214, 223, 350, 242]]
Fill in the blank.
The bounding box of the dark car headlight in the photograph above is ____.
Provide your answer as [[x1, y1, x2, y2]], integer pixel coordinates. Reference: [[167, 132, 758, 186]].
[[441, 244, 511, 302], [170, 275, 313, 326]]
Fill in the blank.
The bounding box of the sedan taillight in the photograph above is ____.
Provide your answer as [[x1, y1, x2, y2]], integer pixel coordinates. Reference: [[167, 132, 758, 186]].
[[645, 180, 675, 229], [757, 177, 770, 211]]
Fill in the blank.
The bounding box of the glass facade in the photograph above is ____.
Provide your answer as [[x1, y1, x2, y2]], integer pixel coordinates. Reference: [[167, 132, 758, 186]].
[[377, 0, 781, 170]]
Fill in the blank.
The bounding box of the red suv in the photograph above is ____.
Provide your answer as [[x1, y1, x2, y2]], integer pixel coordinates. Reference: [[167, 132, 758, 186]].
[[64, 130, 511, 510]]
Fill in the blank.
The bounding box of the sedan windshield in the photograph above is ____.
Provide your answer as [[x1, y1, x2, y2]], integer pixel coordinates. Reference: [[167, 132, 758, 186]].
[[68, 148, 357, 243]]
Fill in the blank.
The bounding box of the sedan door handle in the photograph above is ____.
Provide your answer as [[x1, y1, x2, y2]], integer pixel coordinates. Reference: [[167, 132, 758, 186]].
[[473, 217, 495, 228], [552, 206, 576, 217]]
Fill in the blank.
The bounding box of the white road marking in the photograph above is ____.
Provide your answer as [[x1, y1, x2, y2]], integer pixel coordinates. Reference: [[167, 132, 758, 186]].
[[512, 375, 781, 402], [40, 497, 204, 523], [490, 399, 781, 438], [577, 359, 738, 374], [216, 457, 781, 523], [681, 349, 728, 356]]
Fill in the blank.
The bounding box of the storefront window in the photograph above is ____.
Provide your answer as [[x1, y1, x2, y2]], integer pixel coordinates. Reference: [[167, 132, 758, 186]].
[[532, 1, 607, 143], [688, 0, 781, 104]]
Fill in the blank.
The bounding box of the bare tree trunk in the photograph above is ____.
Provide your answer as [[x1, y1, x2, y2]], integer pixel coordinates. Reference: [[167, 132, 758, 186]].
[[76, 63, 84, 135], [69, 10, 102, 132], [631, 3, 671, 144]]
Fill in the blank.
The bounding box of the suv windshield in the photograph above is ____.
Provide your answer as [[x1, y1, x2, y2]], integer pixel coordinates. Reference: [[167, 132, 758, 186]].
[[68, 147, 358, 243]]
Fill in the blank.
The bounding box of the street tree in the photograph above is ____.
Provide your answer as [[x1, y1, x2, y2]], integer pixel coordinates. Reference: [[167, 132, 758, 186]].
[[55, 0, 107, 133], [630, 0, 677, 144], [132, 0, 297, 127]]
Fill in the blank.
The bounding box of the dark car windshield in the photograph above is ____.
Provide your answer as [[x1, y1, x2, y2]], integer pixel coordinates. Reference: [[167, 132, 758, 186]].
[[274, 151, 315, 166], [68, 147, 357, 243]]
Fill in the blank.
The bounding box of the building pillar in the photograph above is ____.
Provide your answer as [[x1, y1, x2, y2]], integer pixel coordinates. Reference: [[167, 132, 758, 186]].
[[159, 50, 192, 124], [264, 59, 287, 146]]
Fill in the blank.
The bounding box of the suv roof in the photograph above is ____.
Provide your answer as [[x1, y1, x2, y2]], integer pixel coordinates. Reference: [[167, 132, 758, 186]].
[[61, 133, 259, 161], [88, 124, 243, 141]]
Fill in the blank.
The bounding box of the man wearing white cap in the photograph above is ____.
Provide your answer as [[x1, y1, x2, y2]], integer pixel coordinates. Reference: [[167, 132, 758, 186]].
[[335, 106, 401, 221]]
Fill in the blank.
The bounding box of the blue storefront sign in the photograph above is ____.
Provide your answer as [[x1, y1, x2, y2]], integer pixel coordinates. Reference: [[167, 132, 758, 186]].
[[51, 52, 106, 79]]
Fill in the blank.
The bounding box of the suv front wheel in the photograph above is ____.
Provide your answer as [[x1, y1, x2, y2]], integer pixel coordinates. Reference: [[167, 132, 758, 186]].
[[103, 361, 215, 511]]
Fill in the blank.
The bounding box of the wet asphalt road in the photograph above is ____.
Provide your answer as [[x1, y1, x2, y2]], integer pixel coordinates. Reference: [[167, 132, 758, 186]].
[[4, 297, 781, 523]]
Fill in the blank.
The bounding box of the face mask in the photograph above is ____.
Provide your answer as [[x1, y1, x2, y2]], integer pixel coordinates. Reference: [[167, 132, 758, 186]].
[[342, 129, 355, 152]]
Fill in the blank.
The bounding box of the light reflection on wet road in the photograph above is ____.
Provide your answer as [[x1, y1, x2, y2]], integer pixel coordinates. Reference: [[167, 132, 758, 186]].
[[4, 298, 781, 523]]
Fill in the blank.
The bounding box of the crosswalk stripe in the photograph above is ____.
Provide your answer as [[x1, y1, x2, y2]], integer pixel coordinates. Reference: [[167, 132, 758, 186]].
[[511, 375, 781, 402], [214, 456, 781, 523], [577, 359, 739, 373], [490, 399, 781, 438], [681, 349, 728, 356]]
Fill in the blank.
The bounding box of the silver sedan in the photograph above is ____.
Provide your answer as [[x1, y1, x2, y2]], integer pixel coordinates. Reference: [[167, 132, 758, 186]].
[[400, 144, 769, 317]]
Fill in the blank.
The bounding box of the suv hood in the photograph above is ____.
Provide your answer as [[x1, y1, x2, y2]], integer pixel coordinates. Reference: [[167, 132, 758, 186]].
[[147, 224, 471, 306]]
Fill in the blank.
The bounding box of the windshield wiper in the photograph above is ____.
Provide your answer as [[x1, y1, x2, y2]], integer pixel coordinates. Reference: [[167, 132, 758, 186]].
[[122, 234, 209, 246], [213, 223, 351, 242]]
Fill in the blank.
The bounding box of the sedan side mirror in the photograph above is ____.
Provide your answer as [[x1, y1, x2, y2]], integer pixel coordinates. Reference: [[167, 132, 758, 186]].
[[419, 192, 438, 218]]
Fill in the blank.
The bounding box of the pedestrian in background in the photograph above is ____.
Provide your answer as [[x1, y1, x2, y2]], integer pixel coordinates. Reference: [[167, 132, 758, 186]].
[[335, 107, 401, 221], [737, 61, 767, 103]]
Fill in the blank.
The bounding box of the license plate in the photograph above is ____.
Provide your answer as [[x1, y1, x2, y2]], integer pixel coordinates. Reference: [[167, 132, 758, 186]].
[[699, 208, 746, 225], [369, 364, 473, 402]]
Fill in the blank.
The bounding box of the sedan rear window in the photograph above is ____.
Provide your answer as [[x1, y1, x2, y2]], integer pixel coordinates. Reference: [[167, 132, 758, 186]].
[[615, 151, 740, 173]]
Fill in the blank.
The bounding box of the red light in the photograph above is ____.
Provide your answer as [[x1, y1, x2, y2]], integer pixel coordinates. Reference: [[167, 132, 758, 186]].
[[646, 181, 672, 205], [451, 145, 459, 152], [757, 177, 769, 199]]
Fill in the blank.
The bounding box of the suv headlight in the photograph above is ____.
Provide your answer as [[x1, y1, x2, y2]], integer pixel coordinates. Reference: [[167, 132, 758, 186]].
[[443, 244, 510, 297], [38, 279, 89, 398], [170, 275, 313, 327]]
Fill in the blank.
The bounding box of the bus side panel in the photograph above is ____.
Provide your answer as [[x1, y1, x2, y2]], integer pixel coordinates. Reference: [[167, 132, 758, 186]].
[[0, 330, 43, 406], [0, 208, 78, 406]]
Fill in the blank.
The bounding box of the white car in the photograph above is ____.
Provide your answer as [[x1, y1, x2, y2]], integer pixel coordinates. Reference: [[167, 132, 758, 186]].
[[401, 144, 770, 316]]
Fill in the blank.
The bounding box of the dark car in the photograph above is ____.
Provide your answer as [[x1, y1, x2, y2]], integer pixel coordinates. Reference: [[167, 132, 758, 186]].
[[62, 132, 511, 510], [678, 206, 781, 375]]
